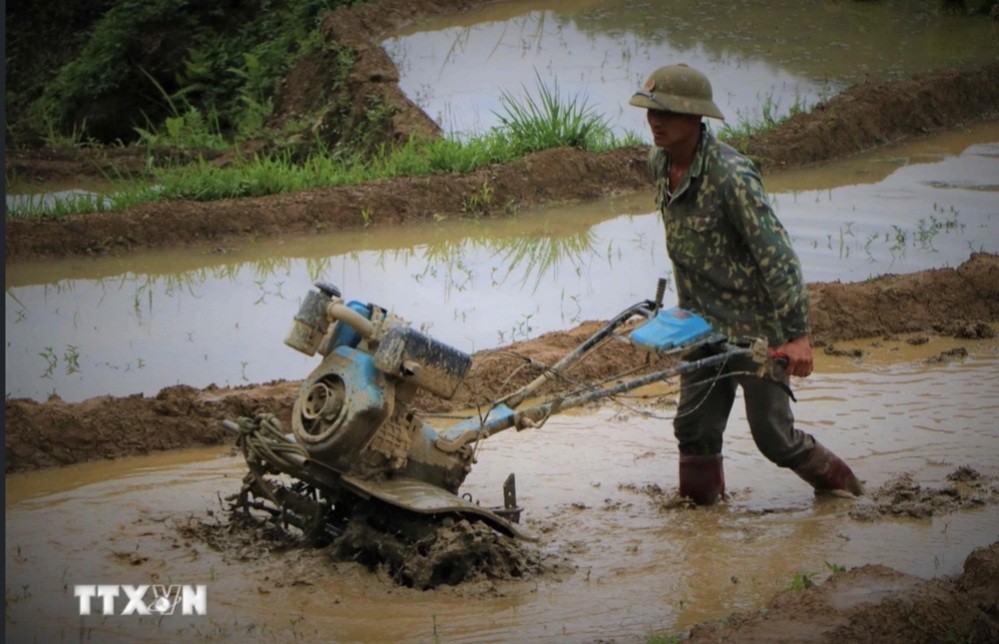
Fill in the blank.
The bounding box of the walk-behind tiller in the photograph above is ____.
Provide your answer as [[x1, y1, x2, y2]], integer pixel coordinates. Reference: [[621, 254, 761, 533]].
[[223, 279, 779, 543]]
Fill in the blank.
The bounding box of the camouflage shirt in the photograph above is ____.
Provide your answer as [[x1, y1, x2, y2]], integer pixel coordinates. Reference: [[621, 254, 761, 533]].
[[650, 127, 810, 346]]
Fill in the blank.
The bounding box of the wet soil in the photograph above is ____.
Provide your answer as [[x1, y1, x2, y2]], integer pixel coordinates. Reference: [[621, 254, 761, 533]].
[[622, 465, 999, 522], [181, 498, 557, 591], [685, 541, 999, 642], [182, 463, 999, 593], [328, 515, 552, 590], [616, 466, 999, 642], [6, 0, 999, 637], [848, 467, 999, 522], [618, 469, 999, 641]]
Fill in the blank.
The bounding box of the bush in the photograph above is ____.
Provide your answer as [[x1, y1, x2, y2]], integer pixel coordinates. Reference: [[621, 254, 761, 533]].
[[22, 0, 347, 144]]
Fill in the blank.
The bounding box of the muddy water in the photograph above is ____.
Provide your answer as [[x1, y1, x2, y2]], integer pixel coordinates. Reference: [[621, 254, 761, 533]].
[[6, 123, 999, 403], [384, 0, 999, 138], [6, 339, 998, 641]]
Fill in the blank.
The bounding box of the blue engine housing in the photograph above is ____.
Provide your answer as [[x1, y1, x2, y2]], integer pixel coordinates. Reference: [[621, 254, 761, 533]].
[[291, 345, 392, 472], [630, 307, 718, 352]]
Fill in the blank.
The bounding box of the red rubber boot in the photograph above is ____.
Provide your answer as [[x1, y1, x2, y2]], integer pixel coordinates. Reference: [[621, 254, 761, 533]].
[[792, 441, 865, 497], [678, 454, 726, 505]]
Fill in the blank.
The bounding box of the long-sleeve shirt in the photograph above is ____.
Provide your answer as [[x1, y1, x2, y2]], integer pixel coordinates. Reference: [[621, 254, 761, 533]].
[[649, 127, 810, 346]]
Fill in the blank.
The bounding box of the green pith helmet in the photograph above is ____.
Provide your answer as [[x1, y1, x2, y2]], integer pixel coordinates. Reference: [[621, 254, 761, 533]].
[[629, 64, 725, 120]]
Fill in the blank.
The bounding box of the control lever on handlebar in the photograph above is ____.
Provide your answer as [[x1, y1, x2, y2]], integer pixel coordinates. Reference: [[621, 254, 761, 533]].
[[654, 277, 667, 311], [764, 348, 796, 402], [767, 348, 790, 369]]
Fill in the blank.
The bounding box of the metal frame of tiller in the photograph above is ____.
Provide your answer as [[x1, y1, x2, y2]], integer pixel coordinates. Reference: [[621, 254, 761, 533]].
[[224, 279, 772, 542]]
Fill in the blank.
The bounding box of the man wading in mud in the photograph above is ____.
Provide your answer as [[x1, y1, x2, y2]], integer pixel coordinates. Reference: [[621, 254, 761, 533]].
[[629, 64, 865, 504]]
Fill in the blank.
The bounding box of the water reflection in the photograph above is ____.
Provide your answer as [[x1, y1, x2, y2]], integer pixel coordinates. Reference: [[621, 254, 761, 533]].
[[384, 0, 999, 139], [5, 128, 999, 402], [779, 139, 999, 281], [4, 207, 660, 402]]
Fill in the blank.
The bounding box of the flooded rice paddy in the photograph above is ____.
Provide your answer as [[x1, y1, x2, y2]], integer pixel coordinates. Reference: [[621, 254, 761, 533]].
[[383, 0, 999, 139], [6, 2, 999, 640], [6, 340, 998, 641], [6, 2, 999, 641], [6, 123, 999, 403]]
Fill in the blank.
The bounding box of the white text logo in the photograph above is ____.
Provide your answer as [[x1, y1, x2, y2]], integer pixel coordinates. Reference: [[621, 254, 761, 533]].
[[74, 585, 207, 616]]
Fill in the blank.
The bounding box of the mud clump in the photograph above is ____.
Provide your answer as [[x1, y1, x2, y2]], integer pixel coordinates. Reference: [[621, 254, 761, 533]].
[[823, 345, 865, 358], [182, 492, 551, 590], [849, 467, 999, 521], [619, 481, 695, 510], [924, 346, 970, 364], [948, 321, 998, 340], [177, 502, 310, 563], [333, 515, 549, 590]]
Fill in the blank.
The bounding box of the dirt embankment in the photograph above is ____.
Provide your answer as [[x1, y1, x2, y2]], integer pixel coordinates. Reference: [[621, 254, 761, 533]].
[[5, 252, 998, 474], [684, 541, 999, 642], [5, 0, 999, 259]]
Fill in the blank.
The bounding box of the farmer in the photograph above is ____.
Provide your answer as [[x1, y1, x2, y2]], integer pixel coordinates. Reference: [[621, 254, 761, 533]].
[[629, 64, 864, 504]]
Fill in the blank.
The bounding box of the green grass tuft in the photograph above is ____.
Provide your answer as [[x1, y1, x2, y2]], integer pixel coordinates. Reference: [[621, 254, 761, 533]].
[[717, 92, 811, 149], [494, 71, 614, 153]]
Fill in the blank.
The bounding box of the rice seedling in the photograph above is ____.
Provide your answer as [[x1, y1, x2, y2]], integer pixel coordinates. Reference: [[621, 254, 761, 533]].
[[788, 570, 816, 591], [718, 92, 811, 147], [494, 71, 614, 154]]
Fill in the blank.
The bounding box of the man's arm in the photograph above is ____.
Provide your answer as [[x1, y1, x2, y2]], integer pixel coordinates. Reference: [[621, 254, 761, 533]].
[[725, 159, 813, 375]]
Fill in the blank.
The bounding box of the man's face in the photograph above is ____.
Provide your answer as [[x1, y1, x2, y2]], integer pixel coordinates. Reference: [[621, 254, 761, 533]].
[[646, 109, 700, 149]]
